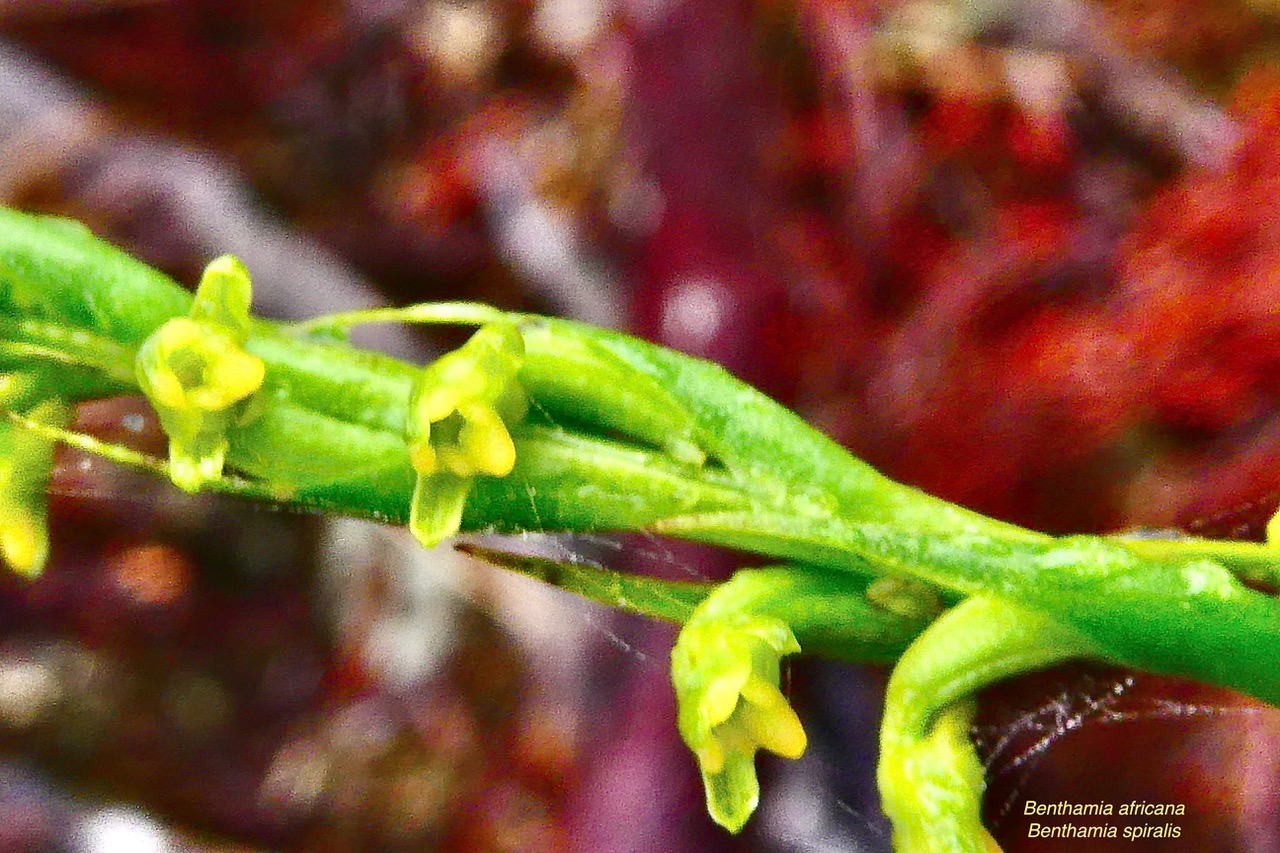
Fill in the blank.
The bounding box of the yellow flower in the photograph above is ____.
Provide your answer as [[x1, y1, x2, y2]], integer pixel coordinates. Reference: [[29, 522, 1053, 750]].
[[672, 613, 806, 833], [138, 318, 264, 412], [135, 255, 264, 491], [406, 323, 526, 546]]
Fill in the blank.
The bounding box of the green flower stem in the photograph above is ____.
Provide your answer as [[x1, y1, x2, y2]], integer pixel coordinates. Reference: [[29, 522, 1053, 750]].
[[1117, 532, 1280, 589], [7, 209, 1280, 709], [666, 512, 1280, 706], [465, 548, 944, 665], [880, 596, 1099, 853]]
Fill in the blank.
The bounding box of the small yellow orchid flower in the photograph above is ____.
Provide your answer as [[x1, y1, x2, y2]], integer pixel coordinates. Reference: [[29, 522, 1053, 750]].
[[406, 323, 526, 547], [672, 612, 806, 833], [135, 256, 265, 491]]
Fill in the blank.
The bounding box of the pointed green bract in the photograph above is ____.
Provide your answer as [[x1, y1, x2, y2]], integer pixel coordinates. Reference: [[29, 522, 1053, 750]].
[[189, 255, 254, 334], [0, 208, 190, 341], [518, 321, 706, 465]]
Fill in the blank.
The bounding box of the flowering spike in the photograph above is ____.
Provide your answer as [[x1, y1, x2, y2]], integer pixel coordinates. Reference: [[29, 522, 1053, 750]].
[[406, 323, 526, 547], [672, 611, 804, 833], [136, 256, 265, 492]]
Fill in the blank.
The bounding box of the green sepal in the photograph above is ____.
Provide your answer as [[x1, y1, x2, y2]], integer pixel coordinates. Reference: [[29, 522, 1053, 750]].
[[190, 255, 255, 338], [458, 543, 713, 623]]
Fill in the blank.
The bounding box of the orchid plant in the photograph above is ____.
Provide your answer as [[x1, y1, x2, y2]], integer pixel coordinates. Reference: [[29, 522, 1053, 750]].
[[2, 206, 1279, 851]]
